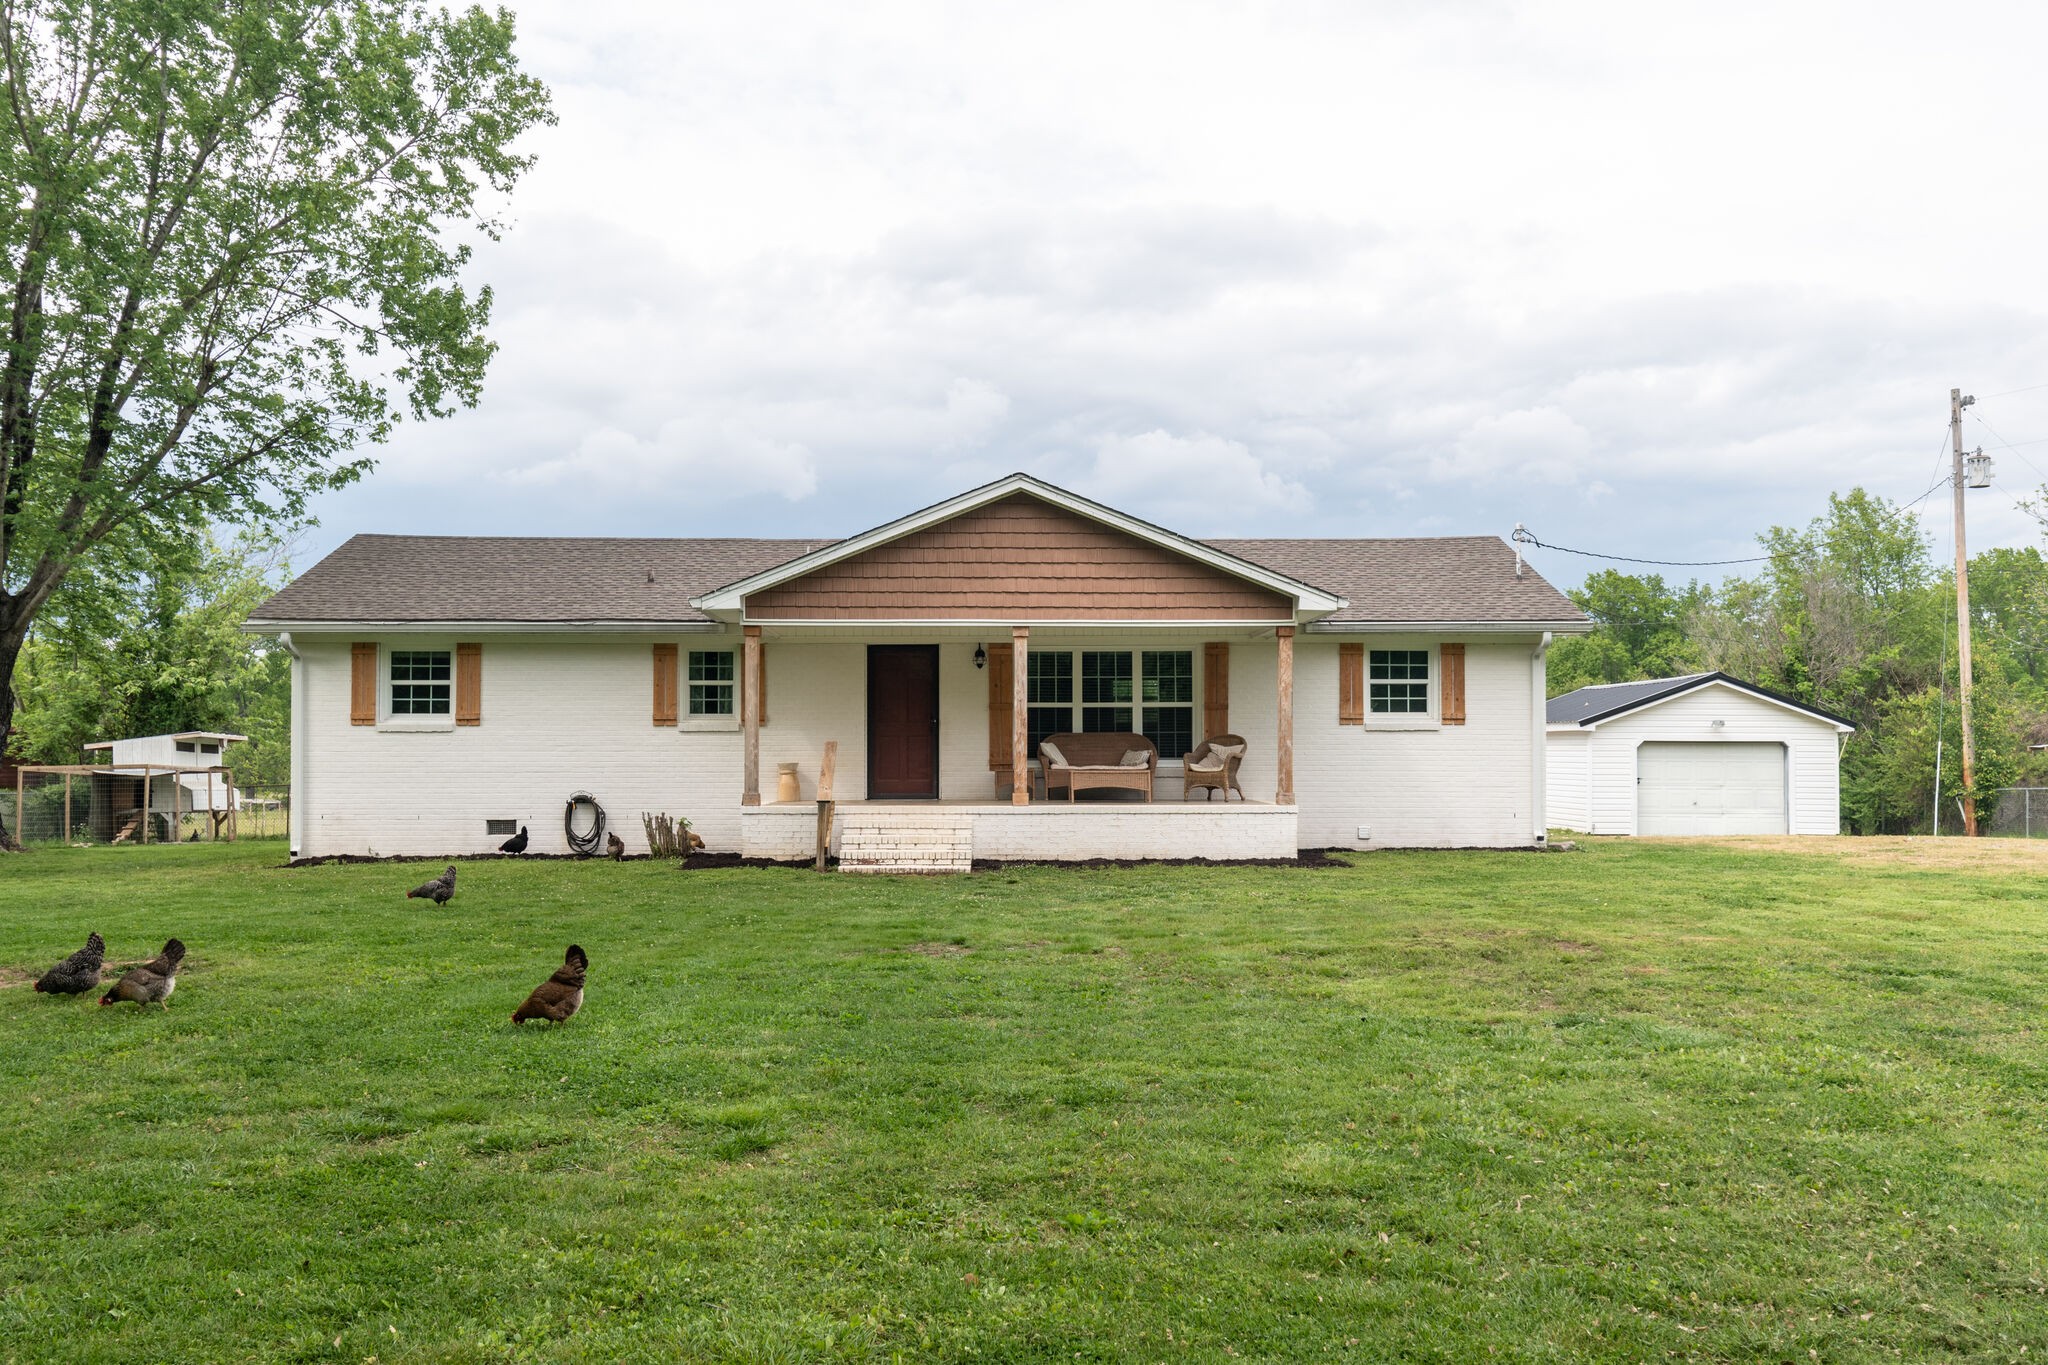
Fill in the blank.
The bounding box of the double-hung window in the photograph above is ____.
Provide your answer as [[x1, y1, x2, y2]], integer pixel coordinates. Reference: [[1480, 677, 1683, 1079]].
[[1369, 649, 1429, 714], [391, 650, 452, 715], [688, 650, 736, 716], [1027, 649, 1195, 756]]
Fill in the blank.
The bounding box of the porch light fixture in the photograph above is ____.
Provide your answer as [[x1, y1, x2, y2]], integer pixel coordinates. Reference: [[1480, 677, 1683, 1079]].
[[973, 644, 987, 670]]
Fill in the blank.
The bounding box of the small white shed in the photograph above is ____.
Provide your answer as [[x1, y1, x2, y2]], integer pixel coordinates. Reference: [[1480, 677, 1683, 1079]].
[[1546, 673, 1852, 836]]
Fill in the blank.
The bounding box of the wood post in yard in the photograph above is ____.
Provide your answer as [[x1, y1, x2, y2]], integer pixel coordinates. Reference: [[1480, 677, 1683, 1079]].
[[1011, 626, 1030, 805], [815, 740, 837, 871], [1276, 626, 1295, 805], [13, 766, 21, 845], [207, 770, 215, 840], [63, 774, 71, 844], [742, 625, 762, 807], [142, 768, 151, 843]]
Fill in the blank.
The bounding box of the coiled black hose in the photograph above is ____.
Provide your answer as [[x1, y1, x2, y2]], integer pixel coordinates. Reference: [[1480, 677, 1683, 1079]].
[[564, 792, 606, 857]]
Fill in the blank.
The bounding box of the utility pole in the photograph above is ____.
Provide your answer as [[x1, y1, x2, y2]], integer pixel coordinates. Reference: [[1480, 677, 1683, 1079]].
[[1950, 386, 1979, 836]]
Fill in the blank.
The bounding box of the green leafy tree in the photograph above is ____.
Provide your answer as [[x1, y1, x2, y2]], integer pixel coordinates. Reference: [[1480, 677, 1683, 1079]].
[[9, 530, 292, 782], [1546, 570, 1708, 696], [0, 0, 553, 761]]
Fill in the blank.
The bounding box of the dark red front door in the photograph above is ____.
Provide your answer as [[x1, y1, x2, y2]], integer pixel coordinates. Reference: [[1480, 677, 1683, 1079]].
[[869, 645, 939, 798]]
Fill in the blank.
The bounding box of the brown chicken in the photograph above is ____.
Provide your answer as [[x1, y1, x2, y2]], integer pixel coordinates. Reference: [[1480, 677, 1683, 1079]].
[[511, 944, 587, 1024], [100, 938, 186, 1009]]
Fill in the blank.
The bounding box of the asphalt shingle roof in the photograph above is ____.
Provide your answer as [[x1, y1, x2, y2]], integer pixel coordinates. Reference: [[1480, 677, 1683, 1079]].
[[1546, 674, 1715, 725], [1546, 672, 1856, 729], [250, 529, 1586, 628], [1207, 536, 1584, 625], [248, 535, 838, 624]]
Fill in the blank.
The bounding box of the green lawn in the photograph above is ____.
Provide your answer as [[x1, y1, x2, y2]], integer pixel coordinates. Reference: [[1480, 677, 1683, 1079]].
[[2, 839, 2045, 1363]]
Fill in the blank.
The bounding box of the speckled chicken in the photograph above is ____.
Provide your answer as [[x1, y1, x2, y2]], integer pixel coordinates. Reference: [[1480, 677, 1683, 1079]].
[[34, 932, 104, 995], [606, 832, 625, 861], [100, 938, 186, 1009], [511, 944, 586, 1024], [406, 864, 458, 904]]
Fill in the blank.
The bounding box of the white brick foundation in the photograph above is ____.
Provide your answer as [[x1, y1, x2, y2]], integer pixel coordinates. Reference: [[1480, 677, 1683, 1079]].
[[740, 801, 1298, 867]]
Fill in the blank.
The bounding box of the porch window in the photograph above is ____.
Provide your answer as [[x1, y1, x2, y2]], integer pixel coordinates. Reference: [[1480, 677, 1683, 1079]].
[[688, 650, 736, 715], [1026, 650, 1195, 755], [1080, 651, 1133, 732], [1027, 651, 1072, 756], [1369, 649, 1429, 714], [391, 650, 452, 715]]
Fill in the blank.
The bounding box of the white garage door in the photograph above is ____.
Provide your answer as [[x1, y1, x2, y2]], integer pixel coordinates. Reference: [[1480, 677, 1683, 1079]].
[[1637, 742, 1787, 835]]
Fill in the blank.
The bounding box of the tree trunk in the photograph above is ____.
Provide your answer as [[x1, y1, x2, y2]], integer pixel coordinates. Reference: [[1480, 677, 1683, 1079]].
[[0, 622, 19, 853]]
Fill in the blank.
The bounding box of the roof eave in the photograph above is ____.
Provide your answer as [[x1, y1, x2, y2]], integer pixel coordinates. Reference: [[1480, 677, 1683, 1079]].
[[688, 472, 1347, 616], [1304, 618, 1593, 635], [1574, 675, 1857, 731], [242, 619, 728, 635]]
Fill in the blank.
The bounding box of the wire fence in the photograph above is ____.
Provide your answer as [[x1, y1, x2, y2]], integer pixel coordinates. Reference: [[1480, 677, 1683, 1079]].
[[1984, 788, 2048, 839], [8, 771, 288, 845]]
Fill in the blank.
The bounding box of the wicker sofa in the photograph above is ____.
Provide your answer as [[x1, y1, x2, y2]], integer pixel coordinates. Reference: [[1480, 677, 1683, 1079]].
[[1038, 732, 1157, 802]]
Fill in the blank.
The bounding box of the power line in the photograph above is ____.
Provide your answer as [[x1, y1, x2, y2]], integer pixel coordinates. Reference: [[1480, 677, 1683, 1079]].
[[1511, 531, 1774, 566], [1978, 380, 2048, 400], [1971, 411, 2048, 490]]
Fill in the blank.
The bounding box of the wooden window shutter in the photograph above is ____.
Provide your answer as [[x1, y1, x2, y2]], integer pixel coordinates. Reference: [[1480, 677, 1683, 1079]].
[[1440, 643, 1466, 726], [1338, 643, 1364, 726], [1203, 642, 1230, 740], [652, 644, 678, 725], [350, 643, 377, 725], [455, 643, 482, 725], [986, 642, 1013, 769]]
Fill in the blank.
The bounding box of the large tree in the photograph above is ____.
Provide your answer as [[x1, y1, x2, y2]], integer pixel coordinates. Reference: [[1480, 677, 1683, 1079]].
[[0, 0, 552, 758]]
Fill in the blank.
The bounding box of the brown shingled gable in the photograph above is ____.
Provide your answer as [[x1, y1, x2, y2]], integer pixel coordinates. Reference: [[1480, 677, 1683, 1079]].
[[746, 493, 1294, 621]]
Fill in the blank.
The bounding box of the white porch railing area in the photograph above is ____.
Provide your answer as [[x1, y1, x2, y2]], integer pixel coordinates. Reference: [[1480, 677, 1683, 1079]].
[[740, 800, 1298, 867]]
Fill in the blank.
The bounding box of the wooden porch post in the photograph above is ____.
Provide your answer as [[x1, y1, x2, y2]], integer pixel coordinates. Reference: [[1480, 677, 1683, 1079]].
[[1276, 626, 1295, 805], [1011, 626, 1030, 805], [742, 626, 762, 807]]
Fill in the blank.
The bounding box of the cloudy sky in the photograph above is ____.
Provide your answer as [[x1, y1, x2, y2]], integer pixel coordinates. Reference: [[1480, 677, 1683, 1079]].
[[304, 0, 2048, 589]]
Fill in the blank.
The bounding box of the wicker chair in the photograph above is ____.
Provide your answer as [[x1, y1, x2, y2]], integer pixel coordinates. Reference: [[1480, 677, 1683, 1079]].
[[1182, 734, 1248, 801]]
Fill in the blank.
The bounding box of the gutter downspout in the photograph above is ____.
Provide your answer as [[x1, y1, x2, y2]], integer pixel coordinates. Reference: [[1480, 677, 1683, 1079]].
[[278, 632, 305, 860], [1532, 632, 1552, 845]]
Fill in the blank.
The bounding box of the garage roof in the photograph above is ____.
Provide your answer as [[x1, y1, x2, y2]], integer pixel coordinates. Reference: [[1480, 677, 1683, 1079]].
[[1547, 672, 1855, 730]]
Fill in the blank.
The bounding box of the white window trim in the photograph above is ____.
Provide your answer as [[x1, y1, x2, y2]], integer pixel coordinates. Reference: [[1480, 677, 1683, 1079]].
[[683, 648, 740, 729], [379, 642, 457, 731], [1362, 641, 1442, 732], [1025, 647, 1199, 760]]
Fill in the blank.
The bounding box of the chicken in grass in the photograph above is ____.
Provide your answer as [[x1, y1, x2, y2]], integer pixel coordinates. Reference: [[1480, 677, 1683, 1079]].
[[498, 825, 529, 855], [511, 944, 587, 1024], [606, 832, 625, 861], [406, 864, 458, 905], [34, 931, 105, 995], [100, 938, 186, 1010]]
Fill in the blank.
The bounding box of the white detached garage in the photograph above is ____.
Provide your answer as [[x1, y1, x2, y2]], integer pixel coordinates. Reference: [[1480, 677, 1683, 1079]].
[[1546, 673, 1853, 836]]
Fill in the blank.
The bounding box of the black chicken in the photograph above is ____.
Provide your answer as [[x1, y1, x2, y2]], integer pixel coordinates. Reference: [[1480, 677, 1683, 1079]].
[[511, 944, 587, 1024], [406, 864, 458, 904], [34, 931, 105, 995], [100, 938, 186, 1009], [499, 825, 529, 855]]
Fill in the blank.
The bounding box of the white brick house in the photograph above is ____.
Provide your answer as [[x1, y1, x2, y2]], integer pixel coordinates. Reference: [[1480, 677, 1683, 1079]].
[[246, 474, 1588, 864]]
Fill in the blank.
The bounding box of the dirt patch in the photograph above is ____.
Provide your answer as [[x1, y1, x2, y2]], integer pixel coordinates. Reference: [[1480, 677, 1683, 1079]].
[[1646, 835, 2048, 872], [1552, 940, 1600, 955], [1625, 965, 1669, 976], [902, 941, 972, 957]]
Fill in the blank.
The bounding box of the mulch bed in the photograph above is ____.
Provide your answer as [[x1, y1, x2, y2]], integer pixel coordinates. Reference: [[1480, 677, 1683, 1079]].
[[287, 849, 1359, 872]]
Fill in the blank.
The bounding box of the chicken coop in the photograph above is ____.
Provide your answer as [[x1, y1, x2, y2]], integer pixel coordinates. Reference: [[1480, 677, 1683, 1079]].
[[11, 730, 248, 846]]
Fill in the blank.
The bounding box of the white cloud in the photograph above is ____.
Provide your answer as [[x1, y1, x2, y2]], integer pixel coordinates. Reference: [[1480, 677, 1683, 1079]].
[[293, 0, 2048, 587]]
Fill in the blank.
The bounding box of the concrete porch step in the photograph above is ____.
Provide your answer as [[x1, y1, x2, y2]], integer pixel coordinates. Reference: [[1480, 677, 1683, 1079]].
[[837, 812, 974, 873]]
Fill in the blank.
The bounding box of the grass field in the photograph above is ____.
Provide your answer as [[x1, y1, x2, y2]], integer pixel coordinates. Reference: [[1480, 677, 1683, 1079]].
[[2, 838, 2045, 1363]]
